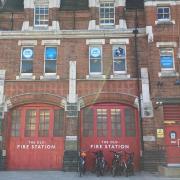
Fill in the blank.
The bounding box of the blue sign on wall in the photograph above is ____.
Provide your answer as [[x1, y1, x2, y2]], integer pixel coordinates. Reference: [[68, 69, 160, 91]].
[[160, 56, 173, 68]]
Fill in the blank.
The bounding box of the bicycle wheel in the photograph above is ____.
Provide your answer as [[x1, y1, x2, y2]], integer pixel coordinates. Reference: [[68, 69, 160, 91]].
[[112, 166, 116, 177]]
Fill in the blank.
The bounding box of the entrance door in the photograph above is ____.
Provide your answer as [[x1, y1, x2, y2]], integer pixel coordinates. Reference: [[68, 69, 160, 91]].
[[7, 104, 64, 170], [165, 125, 180, 165], [80, 103, 140, 170]]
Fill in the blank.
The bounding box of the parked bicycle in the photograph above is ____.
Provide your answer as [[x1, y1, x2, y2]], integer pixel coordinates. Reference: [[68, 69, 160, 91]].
[[93, 150, 107, 177], [78, 151, 87, 177], [123, 151, 134, 177], [110, 150, 124, 177]]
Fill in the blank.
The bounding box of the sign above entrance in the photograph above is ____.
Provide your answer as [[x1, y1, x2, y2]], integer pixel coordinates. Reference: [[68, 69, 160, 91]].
[[90, 140, 129, 150]]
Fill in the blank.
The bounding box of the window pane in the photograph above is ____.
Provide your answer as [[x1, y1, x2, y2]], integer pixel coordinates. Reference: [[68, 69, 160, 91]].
[[100, 3, 114, 25], [45, 60, 56, 73], [160, 48, 174, 69], [113, 46, 126, 72], [114, 59, 125, 71], [157, 7, 170, 20], [90, 58, 101, 73], [45, 47, 57, 60], [38, 110, 50, 137], [97, 109, 107, 137], [11, 110, 20, 137], [22, 47, 34, 60], [25, 110, 36, 137], [83, 108, 94, 137], [34, 6, 49, 26], [21, 61, 33, 73], [125, 108, 136, 137], [111, 109, 121, 137], [53, 109, 64, 137]]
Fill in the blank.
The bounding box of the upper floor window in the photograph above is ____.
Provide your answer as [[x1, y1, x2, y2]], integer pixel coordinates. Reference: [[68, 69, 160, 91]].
[[44, 47, 57, 74], [160, 48, 174, 71], [89, 46, 102, 74], [112, 45, 126, 74], [100, 2, 115, 26], [21, 47, 34, 74], [157, 7, 170, 21], [34, 6, 49, 27]]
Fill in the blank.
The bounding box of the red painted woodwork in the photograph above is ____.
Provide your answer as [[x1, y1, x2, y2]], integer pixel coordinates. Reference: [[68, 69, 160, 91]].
[[80, 103, 141, 171], [165, 125, 180, 165], [7, 104, 64, 170], [164, 105, 180, 121]]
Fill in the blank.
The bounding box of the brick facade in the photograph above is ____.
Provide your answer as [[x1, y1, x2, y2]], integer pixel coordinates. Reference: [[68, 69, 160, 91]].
[[0, 0, 179, 171]]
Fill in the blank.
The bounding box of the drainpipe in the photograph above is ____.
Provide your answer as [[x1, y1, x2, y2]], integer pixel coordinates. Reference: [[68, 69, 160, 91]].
[[133, 8, 144, 154]]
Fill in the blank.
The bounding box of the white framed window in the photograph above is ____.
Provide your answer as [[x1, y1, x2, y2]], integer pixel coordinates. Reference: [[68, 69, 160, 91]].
[[157, 7, 170, 22], [89, 46, 102, 75], [21, 47, 34, 74], [44, 47, 57, 74], [160, 48, 175, 71], [99, 2, 115, 26], [112, 45, 126, 74], [34, 5, 49, 27]]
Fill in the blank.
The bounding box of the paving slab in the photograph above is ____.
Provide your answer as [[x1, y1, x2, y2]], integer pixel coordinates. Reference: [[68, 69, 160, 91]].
[[0, 171, 179, 180]]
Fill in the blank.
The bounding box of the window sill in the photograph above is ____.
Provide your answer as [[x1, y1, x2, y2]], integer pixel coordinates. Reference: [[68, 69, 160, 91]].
[[110, 74, 130, 79], [158, 71, 179, 77], [16, 74, 36, 80], [40, 74, 60, 80], [86, 74, 106, 80], [155, 20, 175, 25], [99, 25, 115, 30]]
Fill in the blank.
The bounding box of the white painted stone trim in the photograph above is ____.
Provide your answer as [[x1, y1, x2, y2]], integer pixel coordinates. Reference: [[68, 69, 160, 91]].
[[88, 0, 125, 7], [155, 20, 175, 25], [86, 39, 105, 45], [86, 74, 107, 79], [145, 1, 176, 6], [40, 74, 60, 80], [143, 136, 156, 142], [41, 40, 61, 45], [110, 74, 130, 79], [146, 26, 153, 42], [118, 19, 127, 30], [88, 20, 98, 30], [67, 61, 77, 103], [16, 75, 36, 80], [158, 71, 179, 77], [49, 0, 60, 8], [156, 42, 177, 47], [18, 40, 37, 46], [24, 0, 60, 9], [110, 38, 129, 44]]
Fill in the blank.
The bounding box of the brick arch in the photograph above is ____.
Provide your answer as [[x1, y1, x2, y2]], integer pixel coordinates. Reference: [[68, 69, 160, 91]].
[[6, 93, 66, 109], [79, 92, 138, 108]]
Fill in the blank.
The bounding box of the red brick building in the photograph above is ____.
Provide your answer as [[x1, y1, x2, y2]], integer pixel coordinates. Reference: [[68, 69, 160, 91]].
[[0, 0, 179, 172]]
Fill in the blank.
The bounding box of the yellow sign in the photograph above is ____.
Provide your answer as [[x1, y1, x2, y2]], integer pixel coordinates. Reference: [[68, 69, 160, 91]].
[[157, 129, 164, 138]]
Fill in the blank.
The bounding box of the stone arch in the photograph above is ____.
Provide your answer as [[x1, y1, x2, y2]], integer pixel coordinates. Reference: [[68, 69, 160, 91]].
[[79, 92, 139, 109], [6, 92, 66, 110]]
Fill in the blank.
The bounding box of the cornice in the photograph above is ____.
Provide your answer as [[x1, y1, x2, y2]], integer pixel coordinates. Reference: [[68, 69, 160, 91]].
[[0, 29, 146, 40]]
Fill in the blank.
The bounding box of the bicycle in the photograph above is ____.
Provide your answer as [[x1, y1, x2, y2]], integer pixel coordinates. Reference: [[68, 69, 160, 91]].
[[93, 150, 107, 177], [110, 150, 124, 177], [78, 151, 86, 177], [123, 152, 134, 177]]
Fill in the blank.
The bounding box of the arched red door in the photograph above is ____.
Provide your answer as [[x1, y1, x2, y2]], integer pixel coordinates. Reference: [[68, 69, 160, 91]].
[[80, 103, 141, 170], [7, 104, 65, 170]]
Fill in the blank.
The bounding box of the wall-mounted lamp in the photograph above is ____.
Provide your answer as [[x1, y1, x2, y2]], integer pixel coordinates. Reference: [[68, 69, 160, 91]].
[[157, 81, 163, 87], [175, 79, 180, 85], [154, 101, 163, 109]]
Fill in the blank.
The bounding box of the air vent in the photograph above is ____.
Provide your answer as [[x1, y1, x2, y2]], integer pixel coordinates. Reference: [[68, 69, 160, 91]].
[[142, 102, 154, 118], [66, 102, 78, 118]]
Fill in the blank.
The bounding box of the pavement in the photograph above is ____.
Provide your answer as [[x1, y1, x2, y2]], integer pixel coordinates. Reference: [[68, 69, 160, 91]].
[[0, 171, 179, 180]]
